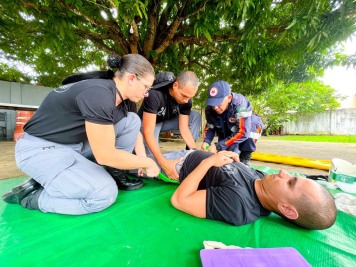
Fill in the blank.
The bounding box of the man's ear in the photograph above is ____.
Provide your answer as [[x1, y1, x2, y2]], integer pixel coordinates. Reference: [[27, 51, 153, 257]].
[[172, 81, 179, 90], [277, 203, 299, 220], [227, 95, 233, 102]]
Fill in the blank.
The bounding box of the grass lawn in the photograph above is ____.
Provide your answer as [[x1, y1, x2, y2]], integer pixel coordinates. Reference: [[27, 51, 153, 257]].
[[264, 135, 356, 143]]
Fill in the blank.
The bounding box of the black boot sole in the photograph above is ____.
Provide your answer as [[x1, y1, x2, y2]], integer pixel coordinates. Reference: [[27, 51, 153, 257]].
[[2, 179, 41, 204], [106, 168, 144, 191], [118, 181, 144, 191]]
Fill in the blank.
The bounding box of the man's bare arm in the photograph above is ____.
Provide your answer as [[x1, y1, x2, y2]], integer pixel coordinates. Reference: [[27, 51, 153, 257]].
[[142, 112, 181, 179], [85, 121, 159, 177], [171, 151, 237, 217], [179, 114, 198, 149]]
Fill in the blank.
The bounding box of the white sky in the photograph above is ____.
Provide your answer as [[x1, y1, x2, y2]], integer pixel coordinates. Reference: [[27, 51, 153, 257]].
[[322, 37, 356, 108]]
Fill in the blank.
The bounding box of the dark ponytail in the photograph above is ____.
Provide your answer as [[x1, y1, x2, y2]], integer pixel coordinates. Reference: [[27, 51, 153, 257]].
[[107, 54, 123, 69]]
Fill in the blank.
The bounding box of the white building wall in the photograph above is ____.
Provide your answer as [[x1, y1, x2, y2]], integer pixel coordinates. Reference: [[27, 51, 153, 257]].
[[352, 94, 356, 108], [283, 108, 356, 135], [0, 81, 53, 140]]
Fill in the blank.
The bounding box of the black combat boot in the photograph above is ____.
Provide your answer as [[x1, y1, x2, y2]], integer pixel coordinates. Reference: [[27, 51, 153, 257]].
[[20, 187, 43, 210], [106, 167, 143, 191], [2, 178, 43, 210]]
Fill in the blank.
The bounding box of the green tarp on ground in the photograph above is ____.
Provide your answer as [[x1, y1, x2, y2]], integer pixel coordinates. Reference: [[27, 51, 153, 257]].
[[0, 169, 355, 266]]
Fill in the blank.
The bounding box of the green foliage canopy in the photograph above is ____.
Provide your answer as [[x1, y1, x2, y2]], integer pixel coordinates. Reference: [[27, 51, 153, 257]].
[[249, 80, 343, 134], [0, 0, 355, 92]]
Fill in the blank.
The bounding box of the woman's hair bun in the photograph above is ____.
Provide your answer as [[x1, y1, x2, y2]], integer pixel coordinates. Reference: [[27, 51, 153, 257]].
[[107, 54, 122, 68]]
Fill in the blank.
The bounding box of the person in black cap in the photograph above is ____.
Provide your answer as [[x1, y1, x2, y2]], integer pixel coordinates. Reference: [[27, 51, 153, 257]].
[[201, 80, 253, 161], [137, 71, 201, 180]]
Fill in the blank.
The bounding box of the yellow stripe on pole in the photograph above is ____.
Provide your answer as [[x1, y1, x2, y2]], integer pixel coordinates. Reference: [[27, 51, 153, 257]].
[[251, 152, 331, 171]]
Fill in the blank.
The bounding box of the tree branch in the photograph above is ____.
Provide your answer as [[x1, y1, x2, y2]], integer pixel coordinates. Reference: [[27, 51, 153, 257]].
[[74, 29, 128, 55], [105, 23, 130, 54], [185, 0, 209, 19], [188, 59, 213, 72], [155, 0, 210, 55], [157, 1, 175, 35], [155, 34, 236, 54], [57, 0, 107, 28], [57, 0, 131, 54], [128, 20, 140, 54], [143, 1, 161, 56]]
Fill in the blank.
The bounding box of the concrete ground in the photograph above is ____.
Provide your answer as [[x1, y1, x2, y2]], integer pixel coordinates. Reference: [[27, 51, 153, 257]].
[[1, 137, 356, 180]]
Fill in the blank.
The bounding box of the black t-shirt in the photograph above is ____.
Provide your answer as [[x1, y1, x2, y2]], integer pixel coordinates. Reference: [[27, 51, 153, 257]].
[[179, 151, 271, 226], [24, 79, 133, 144], [137, 86, 192, 123]]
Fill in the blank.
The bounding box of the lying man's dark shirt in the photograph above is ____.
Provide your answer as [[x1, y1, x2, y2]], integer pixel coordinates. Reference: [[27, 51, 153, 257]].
[[179, 151, 271, 226]]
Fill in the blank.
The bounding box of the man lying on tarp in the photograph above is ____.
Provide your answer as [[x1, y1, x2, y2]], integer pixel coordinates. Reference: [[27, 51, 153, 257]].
[[165, 150, 336, 230]]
